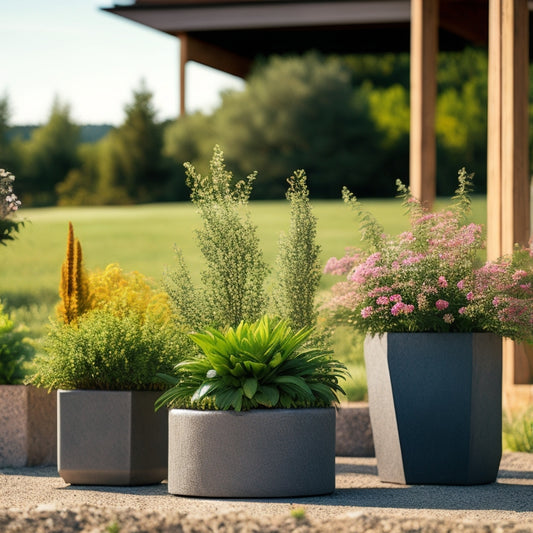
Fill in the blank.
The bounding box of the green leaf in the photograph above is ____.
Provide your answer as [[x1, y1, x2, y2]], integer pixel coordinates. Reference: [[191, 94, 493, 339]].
[[191, 381, 217, 402], [255, 385, 279, 407], [275, 375, 314, 399], [243, 377, 258, 399]]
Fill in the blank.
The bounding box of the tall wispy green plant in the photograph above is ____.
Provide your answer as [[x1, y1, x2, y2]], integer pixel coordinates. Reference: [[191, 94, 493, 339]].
[[164, 145, 269, 329], [271, 170, 321, 330]]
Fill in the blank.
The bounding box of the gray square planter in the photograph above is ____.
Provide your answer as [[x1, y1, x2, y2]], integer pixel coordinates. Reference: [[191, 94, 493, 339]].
[[0, 385, 57, 468], [58, 390, 167, 485], [168, 407, 336, 497], [364, 332, 502, 485]]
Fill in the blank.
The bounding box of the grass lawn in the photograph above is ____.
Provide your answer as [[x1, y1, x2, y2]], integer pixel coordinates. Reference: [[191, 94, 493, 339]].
[[0, 196, 487, 306], [0, 196, 487, 401]]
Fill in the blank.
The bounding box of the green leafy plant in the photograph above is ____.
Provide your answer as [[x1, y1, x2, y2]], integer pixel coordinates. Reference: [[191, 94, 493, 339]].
[[155, 315, 347, 411], [271, 169, 321, 330], [0, 168, 24, 246], [29, 235, 187, 390], [503, 407, 533, 453], [0, 302, 35, 384], [323, 168, 533, 342], [29, 309, 186, 391]]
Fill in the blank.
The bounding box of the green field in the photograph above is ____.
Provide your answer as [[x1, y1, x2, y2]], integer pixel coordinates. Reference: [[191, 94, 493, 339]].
[[0, 196, 487, 306], [0, 197, 487, 401]]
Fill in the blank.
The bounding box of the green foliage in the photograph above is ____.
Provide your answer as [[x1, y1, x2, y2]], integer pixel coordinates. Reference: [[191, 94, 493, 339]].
[[163, 111, 217, 201], [56, 81, 168, 206], [0, 47, 510, 202], [164, 145, 269, 329], [114, 80, 167, 202], [0, 301, 35, 385], [503, 407, 533, 453], [28, 309, 186, 391], [330, 327, 367, 402], [155, 315, 347, 411], [271, 170, 321, 330], [15, 98, 80, 206], [214, 52, 380, 198]]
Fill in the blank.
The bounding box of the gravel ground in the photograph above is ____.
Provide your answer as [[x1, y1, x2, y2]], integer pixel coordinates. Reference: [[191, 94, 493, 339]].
[[1, 454, 532, 532]]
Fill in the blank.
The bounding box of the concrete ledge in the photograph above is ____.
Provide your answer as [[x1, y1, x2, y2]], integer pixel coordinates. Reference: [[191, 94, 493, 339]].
[[336, 402, 375, 457], [0, 385, 57, 468]]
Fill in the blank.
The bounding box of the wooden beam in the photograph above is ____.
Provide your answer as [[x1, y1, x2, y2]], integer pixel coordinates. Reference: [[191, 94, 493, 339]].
[[178, 32, 252, 115], [409, 0, 438, 207], [439, 1, 489, 45], [178, 32, 252, 79]]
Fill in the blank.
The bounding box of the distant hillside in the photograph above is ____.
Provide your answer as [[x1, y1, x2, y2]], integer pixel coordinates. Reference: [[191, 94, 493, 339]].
[[7, 124, 114, 143]]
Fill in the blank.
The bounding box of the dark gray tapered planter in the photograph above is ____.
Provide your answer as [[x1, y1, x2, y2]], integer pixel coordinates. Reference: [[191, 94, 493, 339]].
[[168, 407, 336, 497], [364, 332, 502, 485], [58, 390, 167, 485]]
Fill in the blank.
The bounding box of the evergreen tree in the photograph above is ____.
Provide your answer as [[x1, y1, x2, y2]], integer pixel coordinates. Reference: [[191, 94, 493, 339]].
[[16, 97, 80, 206]]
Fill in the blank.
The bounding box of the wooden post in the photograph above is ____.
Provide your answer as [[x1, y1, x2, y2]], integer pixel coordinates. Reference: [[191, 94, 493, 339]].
[[409, 0, 438, 207], [487, 0, 532, 413], [179, 33, 188, 116], [487, 0, 503, 261]]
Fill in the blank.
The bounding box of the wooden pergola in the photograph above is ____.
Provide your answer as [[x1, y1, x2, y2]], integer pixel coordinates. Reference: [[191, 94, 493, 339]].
[[104, 0, 533, 412]]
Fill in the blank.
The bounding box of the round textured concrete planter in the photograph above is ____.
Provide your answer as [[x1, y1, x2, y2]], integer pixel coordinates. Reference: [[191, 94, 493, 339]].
[[364, 332, 502, 485], [168, 407, 336, 497], [58, 390, 167, 486]]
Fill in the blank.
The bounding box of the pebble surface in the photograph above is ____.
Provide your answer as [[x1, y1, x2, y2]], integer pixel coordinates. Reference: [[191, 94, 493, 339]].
[[1, 454, 532, 532]]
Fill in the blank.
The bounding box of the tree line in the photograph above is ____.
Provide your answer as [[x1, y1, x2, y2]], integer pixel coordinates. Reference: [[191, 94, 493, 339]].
[[0, 48, 519, 207]]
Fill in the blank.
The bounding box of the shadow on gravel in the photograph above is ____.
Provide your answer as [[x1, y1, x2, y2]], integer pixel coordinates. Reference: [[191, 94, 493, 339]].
[[331, 483, 533, 512], [498, 469, 533, 480], [218, 482, 533, 513], [57, 483, 169, 496], [335, 462, 378, 476]]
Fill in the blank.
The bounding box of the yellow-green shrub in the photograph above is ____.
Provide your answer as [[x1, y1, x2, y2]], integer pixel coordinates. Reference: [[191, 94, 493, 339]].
[[88, 263, 172, 324]]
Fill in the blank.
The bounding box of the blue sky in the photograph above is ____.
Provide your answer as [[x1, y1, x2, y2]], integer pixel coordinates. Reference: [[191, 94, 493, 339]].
[[1, 0, 244, 126]]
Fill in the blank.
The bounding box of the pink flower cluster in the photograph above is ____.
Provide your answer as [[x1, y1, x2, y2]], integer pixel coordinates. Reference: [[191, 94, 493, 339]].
[[321, 170, 533, 341]]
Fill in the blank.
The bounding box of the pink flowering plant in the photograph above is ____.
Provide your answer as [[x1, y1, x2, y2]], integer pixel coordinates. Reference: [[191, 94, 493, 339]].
[[323, 169, 533, 342]]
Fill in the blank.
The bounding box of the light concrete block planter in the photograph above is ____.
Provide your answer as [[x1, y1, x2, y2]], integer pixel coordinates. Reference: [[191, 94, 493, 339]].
[[335, 402, 374, 457], [365, 332, 502, 485], [58, 390, 167, 485], [0, 385, 57, 468], [168, 407, 336, 497]]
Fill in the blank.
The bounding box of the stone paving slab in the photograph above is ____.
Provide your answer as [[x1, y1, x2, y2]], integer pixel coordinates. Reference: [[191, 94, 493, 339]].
[[1, 453, 531, 525]]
